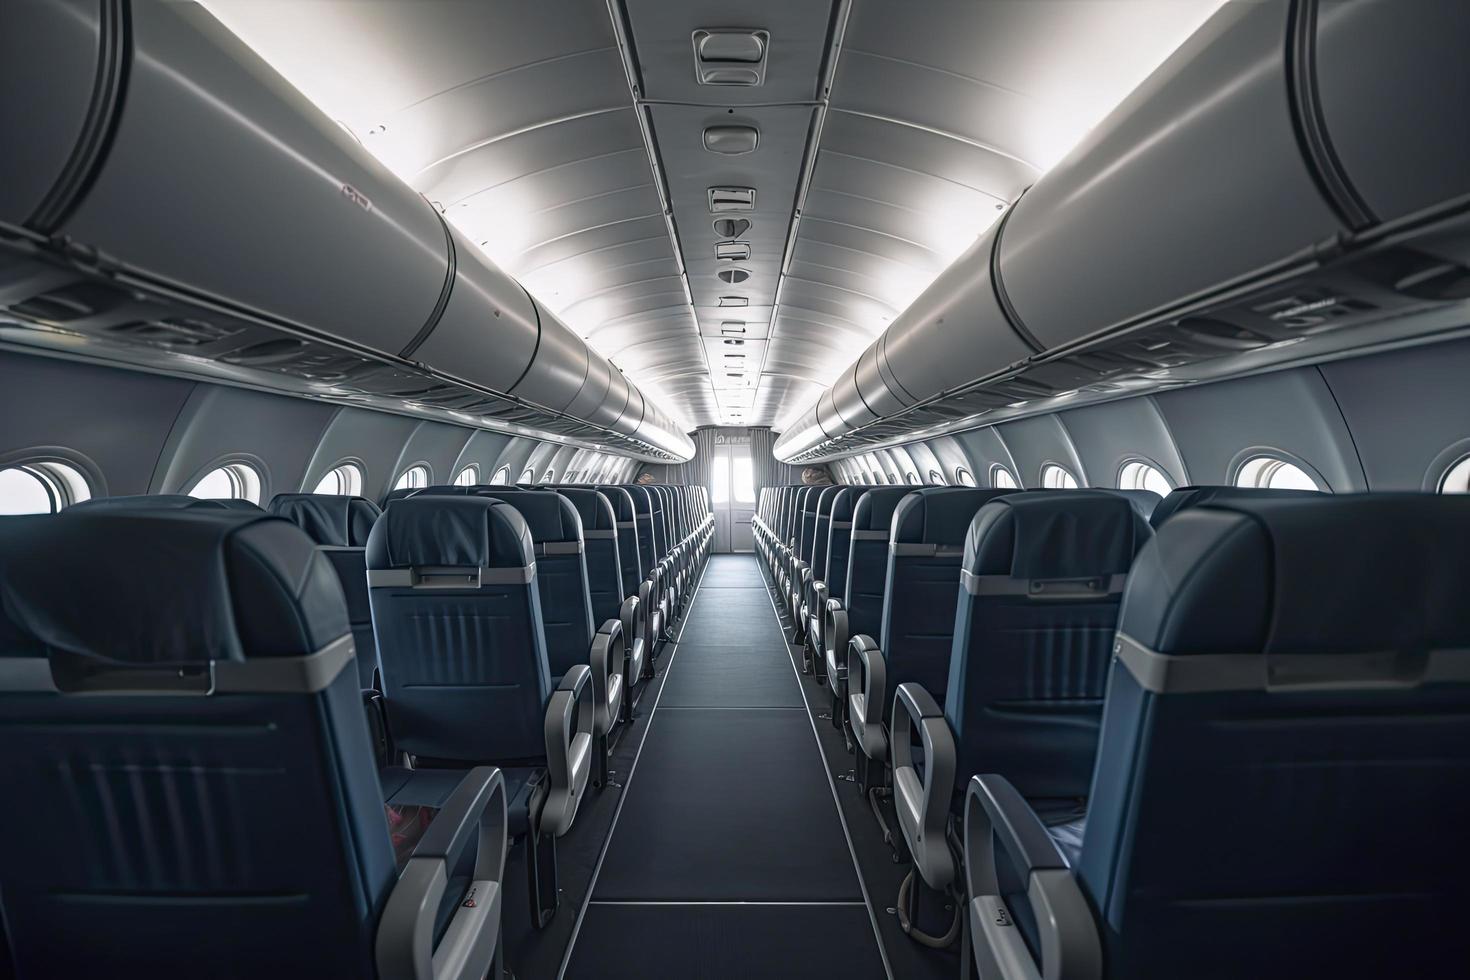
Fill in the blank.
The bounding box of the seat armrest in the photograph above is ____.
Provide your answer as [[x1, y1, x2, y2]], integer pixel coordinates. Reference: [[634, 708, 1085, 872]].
[[891, 683, 957, 890], [589, 619, 625, 737], [847, 634, 888, 761], [363, 689, 395, 768], [823, 598, 849, 686], [963, 775, 1101, 980], [620, 593, 643, 648], [542, 664, 594, 837], [376, 767, 507, 980]]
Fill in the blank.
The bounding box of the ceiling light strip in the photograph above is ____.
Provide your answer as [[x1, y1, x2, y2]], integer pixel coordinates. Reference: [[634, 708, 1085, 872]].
[[605, 0, 715, 426], [756, 0, 855, 429]]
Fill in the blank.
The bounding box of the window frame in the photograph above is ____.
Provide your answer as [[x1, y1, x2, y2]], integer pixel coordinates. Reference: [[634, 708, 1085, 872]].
[[1438, 453, 1470, 494], [0, 458, 94, 514], [393, 464, 431, 492], [313, 461, 364, 497], [927, 469, 948, 486], [1040, 463, 1079, 489], [1232, 452, 1324, 491], [453, 464, 479, 487], [188, 459, 264, 504], [989, 463, 1019, 489], [955, 466, 976, 487], [489, 465, 511, 486], [1117, 458, 1174, 496]]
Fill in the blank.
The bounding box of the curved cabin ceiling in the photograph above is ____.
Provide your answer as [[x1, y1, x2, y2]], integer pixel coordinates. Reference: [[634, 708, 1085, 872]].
[[202, 0, 1222, 432]]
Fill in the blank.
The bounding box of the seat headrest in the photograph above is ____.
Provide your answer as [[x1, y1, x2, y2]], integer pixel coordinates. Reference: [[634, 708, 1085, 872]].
[[558, 489, 616, 532], [966, 490, 1154, 580], [70, 494, 234, 511], [893, 488, 1016, 545], [1122, 494, 1470, 658], [1103, 488, 1163, 522], [268, 493, 381, 547], [1150, 484, 1318, 528], [475, 490, 583, 544], [593, 485, 637, 520], [827, 485, 877, 522], [382, 487, 420, 506], [367, 495, 532, 571], [852, 487, 919, 532], [0, 510, 348, 668], [413, 484, 475, 497]]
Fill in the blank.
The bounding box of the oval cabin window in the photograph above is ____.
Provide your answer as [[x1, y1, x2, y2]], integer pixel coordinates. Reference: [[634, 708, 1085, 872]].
[[0, 461, 92, 514], [314, 463, 363, 496], [1118, 460, 1173, 496], [1234, 455, 1321, 491], [190, 462, 262, 503]]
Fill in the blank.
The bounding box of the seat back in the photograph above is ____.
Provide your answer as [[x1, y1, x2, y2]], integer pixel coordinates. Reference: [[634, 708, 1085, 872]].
[[595, 485, 643, 597], [1102, 488, 1163, 523], [558, 488, 624, 626], [269, 493, 383, 687], [845, 488, 917, 642], [647, 486, 670, 559], [69, 493, 236, 511], [879, 488, 1015, 713], [1149, 484, 1317, 528], [0, 509, 392, 978], [367, 496, 552, 763], [626, 485, 660, 574], [1077, 495, 1470, 978], [946, 491, 1151, 806], [823, 487, 869, 603], [809, 486, 841, 578], [798, 487, 823, 564], [476, 490, 594, 682]]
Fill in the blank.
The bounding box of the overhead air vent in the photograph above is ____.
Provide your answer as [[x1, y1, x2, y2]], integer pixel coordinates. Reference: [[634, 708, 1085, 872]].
[[692, 30, 769, 87], [708, 187, 756, 212], [712, 217, 751, 238], [718, 296, 748, 307], [720, 322, 746, 335], [718, 268, 751, 285], [704, 126, 759, 155], [715, 241, 751, 261]]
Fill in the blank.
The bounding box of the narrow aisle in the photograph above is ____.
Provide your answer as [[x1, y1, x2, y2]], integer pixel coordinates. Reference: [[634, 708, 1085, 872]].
[[562, 555, 888, 979]]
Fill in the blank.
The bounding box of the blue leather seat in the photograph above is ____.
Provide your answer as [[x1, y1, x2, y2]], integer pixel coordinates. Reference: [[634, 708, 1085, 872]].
[[1102, 487, 1163, 523], [964, 494, 1470, 979], [268, 492, 383, 688], [1148, 483, 1316, 528], [798, 485, 843, 662], [848, 488, 1014, 785], [595, 485, 644, 598], [69, 493, 237, 511], [482, 487, 620, 746], [0, 507, 507, 978], [844, 488, 917, 646], [366, 495, 592, 926], [817, 486, 875, 725], [947, 490, 1152, 813]]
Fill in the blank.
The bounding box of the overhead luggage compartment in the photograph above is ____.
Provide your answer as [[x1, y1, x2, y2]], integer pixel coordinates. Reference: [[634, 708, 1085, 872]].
[[774, 0, 1470, 464], [0, 0, 694, 463], [996, 0, 1341, 352], [1314, 0, 1470, 227], [62, 0, 451, 357]]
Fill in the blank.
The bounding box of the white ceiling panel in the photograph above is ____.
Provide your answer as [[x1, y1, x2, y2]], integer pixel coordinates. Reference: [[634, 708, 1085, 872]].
[[201, 0, 1223, 434]]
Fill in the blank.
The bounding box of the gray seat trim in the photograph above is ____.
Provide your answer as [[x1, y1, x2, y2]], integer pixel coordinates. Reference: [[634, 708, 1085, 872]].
[[1114, 632, 1470, 695], [581, 529, 617, 540], [536, 541, 583, 556], [0, 634, 357, 695], [850, 529, 888, 541], [368, 565, 536, 588], [962, 570, 1127, 598], [891, 542, 965, 558]]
